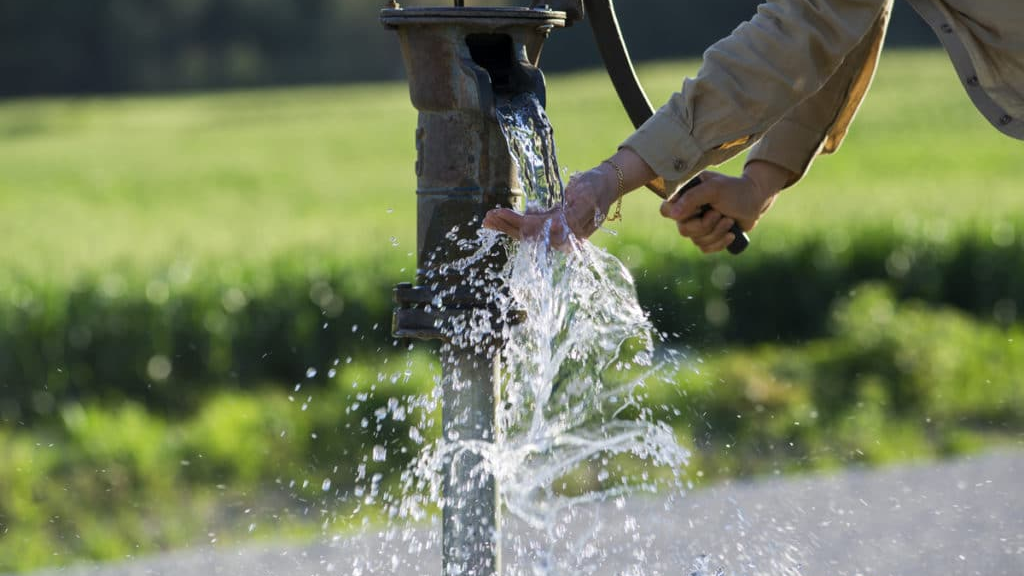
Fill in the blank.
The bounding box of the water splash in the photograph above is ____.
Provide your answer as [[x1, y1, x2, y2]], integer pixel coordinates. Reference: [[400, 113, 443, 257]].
[[347, 94, 804, 576], [385, 94, 690, 575]]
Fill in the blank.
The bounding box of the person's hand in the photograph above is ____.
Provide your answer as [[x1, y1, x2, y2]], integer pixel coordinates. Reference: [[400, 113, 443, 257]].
[[482, 164, 620, 247], [483, 148, 657, 246], [659, 161, 792, 254]]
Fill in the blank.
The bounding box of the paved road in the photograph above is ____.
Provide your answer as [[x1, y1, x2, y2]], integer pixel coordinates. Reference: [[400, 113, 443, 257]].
[[19, 450, 1024, 576]]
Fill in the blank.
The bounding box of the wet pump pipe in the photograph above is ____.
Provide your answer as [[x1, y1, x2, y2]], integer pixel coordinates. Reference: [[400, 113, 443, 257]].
[[381, 4, 566, 575]]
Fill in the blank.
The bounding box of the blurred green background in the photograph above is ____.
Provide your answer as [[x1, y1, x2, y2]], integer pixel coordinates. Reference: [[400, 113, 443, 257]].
[[1, 3, 1022, 573], [1, 0, 938, 96]]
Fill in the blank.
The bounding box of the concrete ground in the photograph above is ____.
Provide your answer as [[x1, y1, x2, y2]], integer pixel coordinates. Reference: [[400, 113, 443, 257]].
[[18, 449, 1024, 576]]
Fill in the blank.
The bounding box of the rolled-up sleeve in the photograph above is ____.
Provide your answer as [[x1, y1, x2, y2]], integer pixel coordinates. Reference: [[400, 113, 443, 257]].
[[622, 0, 892, 195], [747, 5, 891, 187]]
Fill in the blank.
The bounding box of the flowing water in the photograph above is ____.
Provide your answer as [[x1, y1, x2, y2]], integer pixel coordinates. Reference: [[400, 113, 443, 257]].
[[345, 94, 803, 575]]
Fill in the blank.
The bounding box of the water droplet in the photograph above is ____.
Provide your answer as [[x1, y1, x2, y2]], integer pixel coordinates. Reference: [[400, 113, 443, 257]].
[[146, 355, 172, 382], [305, 367, 317, 378], [322, 479, 332, 491]]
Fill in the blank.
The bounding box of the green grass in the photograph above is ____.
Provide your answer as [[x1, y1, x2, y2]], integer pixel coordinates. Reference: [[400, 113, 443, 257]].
[[0, 352, 441, 572], [0, 49, 1018, 287], [0, 85, 419, 283]]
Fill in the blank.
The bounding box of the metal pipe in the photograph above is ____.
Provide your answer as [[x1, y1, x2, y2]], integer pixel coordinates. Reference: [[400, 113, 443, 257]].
[[440, 346, 500, 576], [381, 7, 567, 576]]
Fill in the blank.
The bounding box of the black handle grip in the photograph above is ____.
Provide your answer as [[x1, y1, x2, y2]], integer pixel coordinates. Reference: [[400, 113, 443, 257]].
[[675, 177, 750, 255]]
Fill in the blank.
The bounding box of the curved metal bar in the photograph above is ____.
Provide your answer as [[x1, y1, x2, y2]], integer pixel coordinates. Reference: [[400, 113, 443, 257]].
[[582, 0, 654, 129], [581, 0, 669, 196]]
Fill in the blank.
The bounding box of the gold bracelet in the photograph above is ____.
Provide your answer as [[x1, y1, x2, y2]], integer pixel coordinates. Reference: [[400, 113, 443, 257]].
[[603, 159, 624, 222]]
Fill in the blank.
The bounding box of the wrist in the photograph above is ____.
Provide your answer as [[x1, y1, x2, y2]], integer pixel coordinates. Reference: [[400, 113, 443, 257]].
[[595, 162, 622, 207], [597, 160, 625, 221], [743, 160, 792, 202], [609, 147, 657, 192]]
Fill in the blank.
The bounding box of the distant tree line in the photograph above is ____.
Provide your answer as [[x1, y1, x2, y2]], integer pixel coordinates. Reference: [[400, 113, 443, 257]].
[[1, 0, 937, 97]]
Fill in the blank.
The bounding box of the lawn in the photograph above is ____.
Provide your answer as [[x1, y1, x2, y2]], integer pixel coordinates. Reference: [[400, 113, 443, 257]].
[[0, 49, 1018, 287]]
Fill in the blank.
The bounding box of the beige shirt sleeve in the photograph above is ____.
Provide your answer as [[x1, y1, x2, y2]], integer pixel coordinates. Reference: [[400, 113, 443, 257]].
[[622, 0, 893, 196]]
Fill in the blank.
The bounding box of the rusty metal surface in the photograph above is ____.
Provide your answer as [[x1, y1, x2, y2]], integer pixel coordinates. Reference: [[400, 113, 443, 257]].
[[392, 283, 524, 340], [381, 7, 567, 23], [382, 8, 565, 67], [385, 6, 562, 342], [531, 0, 584, 23]]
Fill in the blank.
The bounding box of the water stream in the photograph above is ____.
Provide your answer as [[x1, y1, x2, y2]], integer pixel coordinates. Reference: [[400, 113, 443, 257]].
[[415, 94, 691, 574]]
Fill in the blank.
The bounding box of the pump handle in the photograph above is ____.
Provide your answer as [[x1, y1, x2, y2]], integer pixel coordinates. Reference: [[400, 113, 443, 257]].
[[583, 0, 749, 254], [670, 177, 751, 255]]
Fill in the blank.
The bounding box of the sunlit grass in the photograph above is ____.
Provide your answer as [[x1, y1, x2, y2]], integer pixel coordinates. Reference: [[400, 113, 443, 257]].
[[0, 49, 1017, 287]]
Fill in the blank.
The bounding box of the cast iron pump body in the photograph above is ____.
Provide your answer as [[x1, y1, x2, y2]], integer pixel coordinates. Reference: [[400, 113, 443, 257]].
[[385, 5, 566, 340]]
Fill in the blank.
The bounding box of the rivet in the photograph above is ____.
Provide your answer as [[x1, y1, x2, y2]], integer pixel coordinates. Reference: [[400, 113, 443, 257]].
[[673, 159, 687, 171], [999, 115, 1012, 126], [966, 75, 979, 87], [940, 23, 953, 33]]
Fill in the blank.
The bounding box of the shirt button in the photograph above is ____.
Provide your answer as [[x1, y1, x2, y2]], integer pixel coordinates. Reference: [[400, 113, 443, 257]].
[[999, 115, 1012, 126], [673, 159, 687, 171], [940, 23, 953, 33], [966, 75, 979, 87]]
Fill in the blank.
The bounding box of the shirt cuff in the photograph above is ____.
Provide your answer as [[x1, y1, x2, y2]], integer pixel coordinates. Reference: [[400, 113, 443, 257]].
[[744, 119, 826, 188], [620, 106, 704, 183]]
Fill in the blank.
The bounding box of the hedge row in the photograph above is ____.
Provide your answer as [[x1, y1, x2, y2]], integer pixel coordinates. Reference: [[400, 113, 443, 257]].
[[3, 223, 1024, 422], [0, 353, 438, 572], [656, 283, 1024, 479], [634, 222, 1024, 345], [0, 254, 401, 424]]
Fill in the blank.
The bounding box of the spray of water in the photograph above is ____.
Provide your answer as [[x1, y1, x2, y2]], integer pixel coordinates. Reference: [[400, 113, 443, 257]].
[[346, 94, 804, 576], [387, 94, 688, 575]]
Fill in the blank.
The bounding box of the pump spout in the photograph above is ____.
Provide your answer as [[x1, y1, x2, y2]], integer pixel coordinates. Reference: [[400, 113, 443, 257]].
[[382, 8, 566, 324]]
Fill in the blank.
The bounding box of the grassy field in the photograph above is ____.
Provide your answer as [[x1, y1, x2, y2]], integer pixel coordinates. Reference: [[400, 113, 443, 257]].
[[0, 49, 1019, 286]]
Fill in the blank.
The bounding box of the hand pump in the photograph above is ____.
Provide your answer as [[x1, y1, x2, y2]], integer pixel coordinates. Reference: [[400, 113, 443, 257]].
[[381, 2, 743, 574], [382, 4, 566, 574]]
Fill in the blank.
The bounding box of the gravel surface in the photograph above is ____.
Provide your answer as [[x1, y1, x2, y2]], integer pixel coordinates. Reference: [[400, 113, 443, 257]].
[[17, 450, 1023, 576]]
